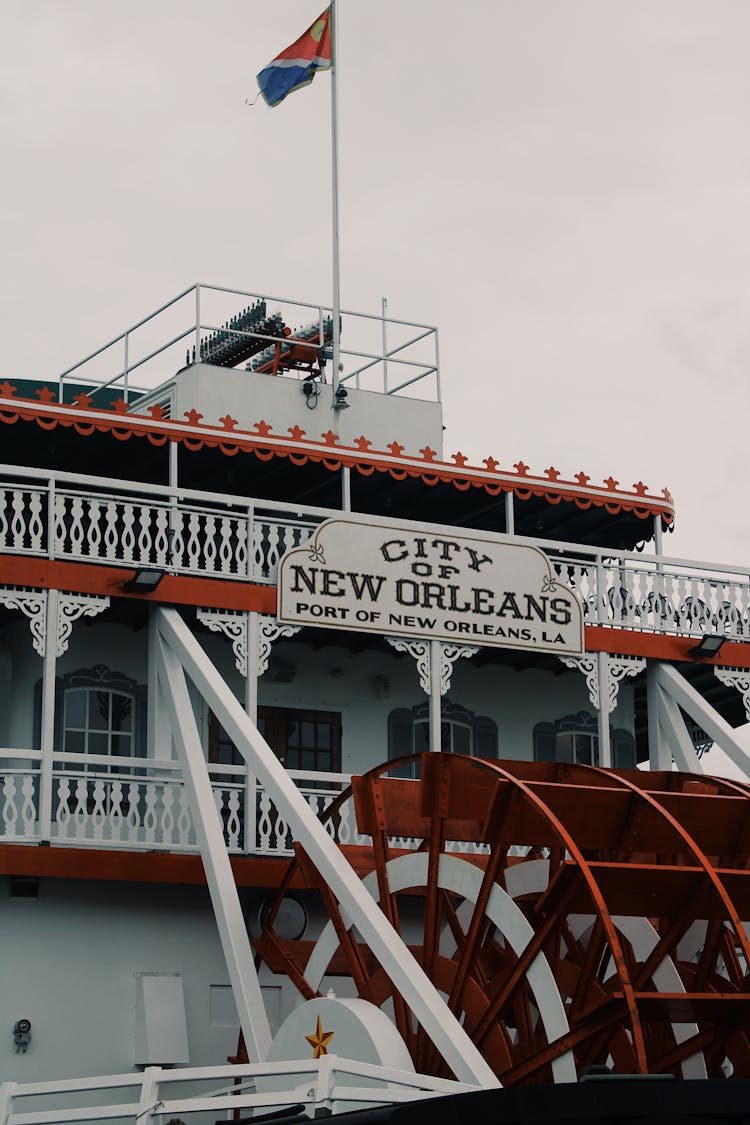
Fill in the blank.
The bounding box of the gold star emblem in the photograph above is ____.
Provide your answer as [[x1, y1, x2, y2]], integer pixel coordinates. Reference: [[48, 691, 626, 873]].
[[304, 1013, 335, 1059]]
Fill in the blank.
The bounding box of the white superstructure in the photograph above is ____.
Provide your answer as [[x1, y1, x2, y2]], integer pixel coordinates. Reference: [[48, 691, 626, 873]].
[[2, 286, 749, 1121]]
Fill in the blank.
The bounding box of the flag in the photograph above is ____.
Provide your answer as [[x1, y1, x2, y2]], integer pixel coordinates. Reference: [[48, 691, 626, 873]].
[[257, 8, 332, 108]]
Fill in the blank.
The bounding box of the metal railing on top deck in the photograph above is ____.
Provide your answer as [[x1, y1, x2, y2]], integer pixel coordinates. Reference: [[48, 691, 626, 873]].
[[52, 283, 440, 406], [1, 463, 749, 643]]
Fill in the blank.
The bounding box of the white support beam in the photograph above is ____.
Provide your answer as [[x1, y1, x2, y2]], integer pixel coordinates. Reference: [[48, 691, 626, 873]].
[[341, 465, 351, 511], [147, 607, 172, 760], [656, 685, 704, 774], [38, 588, 58, 840], [429, 639, 441, 753], [596, 651, 612, 768], [654, 662, 750, 776], [647, 664, 671, 771], [245, 610, 258, 855], [653, 513, 663, 556], [156, 633, 272, 1063], [156, 607, 499, 1089], [504, 491, 514, 535]]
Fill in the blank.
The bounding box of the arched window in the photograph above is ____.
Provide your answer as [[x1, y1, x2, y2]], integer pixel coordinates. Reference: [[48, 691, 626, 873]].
[[58, 665, 145, 772], [388, 700, 498, 777], [533, 710, 635, 770]]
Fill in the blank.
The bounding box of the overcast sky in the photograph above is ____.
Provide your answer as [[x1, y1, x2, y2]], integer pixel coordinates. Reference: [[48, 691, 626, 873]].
[[1, 0, 749, 571]]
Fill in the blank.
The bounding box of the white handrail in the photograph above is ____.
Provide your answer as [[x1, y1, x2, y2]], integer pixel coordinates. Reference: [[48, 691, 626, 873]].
[[0, 1056, 477, 1125], [0, 750, 357, 858], [56, 284, 197, 383], [53, 282, 440, 406], [0, 462, 746, 577]]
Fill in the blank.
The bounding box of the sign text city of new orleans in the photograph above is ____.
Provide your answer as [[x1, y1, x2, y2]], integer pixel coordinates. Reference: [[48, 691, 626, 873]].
[[278, 519, 584, 655]]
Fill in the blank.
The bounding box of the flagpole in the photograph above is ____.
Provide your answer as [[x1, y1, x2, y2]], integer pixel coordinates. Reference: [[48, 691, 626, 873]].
[[330, 0, 341, 414]]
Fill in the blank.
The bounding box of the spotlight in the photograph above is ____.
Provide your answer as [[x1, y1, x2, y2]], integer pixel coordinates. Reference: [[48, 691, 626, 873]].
[[689, 634, 725, 659], [302, 378, 319, 409], [333, 386, 349, 410], [122, 568, 165, 594], [13, 1019, 32, 1053]]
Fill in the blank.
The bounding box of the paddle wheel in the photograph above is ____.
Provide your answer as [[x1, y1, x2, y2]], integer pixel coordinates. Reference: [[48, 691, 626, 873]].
[[254, 753, 750, 1084]]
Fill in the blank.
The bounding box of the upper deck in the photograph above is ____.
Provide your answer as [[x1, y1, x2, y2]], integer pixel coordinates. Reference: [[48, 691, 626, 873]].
[[1, 284, 675, 547], [2, 284, 744, 657], [0, 287, 748, 877], [52, 283, 446, 457]]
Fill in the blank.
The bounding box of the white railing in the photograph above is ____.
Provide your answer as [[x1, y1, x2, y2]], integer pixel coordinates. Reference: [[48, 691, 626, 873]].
[[0, 471, 318, 584], [0, 751, 362, 857], [0, 1056, 476, 1125], [1, 464, 749, 639], [51, 282, 440, 406], [549, 550, 750, 640]]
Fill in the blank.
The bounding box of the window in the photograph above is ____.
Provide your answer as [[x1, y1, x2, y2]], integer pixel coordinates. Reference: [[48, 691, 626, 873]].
[[208, 707, 342, 774], [533, 710, 636, 770], [388, 700, 498, 778], [57, 666, 146, 772], [259, 707, 341, 774], [63, 686, 134, 762]]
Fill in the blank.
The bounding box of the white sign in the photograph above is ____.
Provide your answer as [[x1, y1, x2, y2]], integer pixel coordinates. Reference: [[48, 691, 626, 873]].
[[278, 519, 584, 654]]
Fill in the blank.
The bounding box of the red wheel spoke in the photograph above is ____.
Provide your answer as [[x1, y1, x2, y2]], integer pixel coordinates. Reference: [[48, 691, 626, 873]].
[[254, 754, 750, 1085]]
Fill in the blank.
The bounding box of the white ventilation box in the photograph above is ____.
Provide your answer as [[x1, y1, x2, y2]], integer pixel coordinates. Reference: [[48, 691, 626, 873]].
[[133, 972, 189, 1066]]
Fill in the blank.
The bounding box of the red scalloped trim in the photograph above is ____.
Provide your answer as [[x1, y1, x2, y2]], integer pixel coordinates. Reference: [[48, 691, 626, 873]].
[[0, 395, 676, 525]]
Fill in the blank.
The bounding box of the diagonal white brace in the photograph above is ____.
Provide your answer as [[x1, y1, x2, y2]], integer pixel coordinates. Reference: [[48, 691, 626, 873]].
[[656, 685, 705, 774], [654, 662, 750, 776], [156, 607, 498, 1088], [156, 632, 272, 1063]]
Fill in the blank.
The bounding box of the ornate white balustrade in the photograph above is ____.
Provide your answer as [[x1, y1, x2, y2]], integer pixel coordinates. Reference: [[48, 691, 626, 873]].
[[0, 751, 362, 857], [0, 483, 48, 554], [1, 479, 315, 583], [2, 470, 750, 639], [550, 554, 750, 640], [1, 766, 40, 840]]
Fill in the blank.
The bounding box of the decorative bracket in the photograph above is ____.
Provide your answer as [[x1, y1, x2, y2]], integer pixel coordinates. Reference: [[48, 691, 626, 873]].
[[715, 666, 750, 723], [257, 617, 300, 677], [198, 609, 248, 676], [197, 611, 300, 678], [607, 656, 646, 714], [440, 644, 480, 695], [559, 654, 599, 710], [385, 637, 431, 692], [385, 638, 478, 696], [0, 587, 47, 656], [57, 593, 109, 657], [559, 653, 645, 715]]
